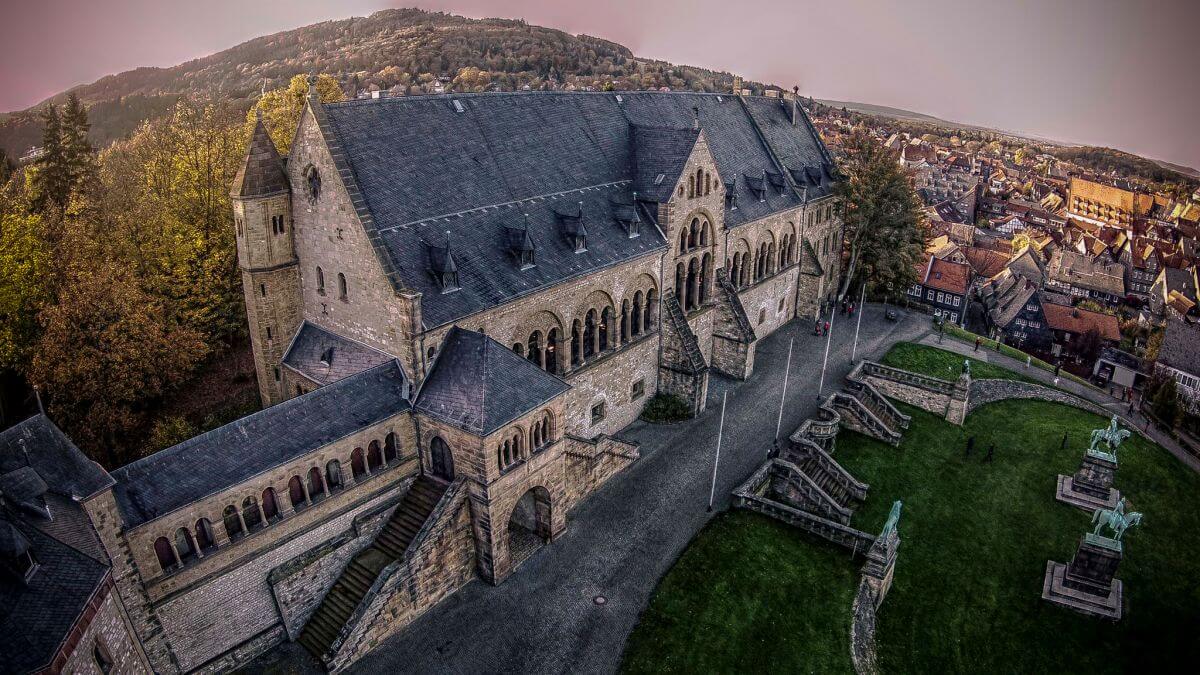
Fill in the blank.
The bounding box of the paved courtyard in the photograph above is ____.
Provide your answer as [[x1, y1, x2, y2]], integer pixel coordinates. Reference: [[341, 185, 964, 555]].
[[254, 305, 929, 674]]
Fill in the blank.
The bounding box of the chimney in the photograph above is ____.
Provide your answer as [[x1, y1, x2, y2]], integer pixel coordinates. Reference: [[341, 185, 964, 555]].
[[692, 106, 700, 131], [732, 75, 743, 95], [791, 86, 799, 126]]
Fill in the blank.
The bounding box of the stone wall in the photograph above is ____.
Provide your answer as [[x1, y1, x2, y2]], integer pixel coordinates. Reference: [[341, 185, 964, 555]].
[[968, 379, 1149, 439], [852, 361, 963, 422], [326, 482, 478, 672], [55, 581, 152, 675], [241, 264, 302, 406], [267, 482, 410, 639], [850, 579, 879, 675], [152, 483, 408, 672], [562, 434, 640, 512]]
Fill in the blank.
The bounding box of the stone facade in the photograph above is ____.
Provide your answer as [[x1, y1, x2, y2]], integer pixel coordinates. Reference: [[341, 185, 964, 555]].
[[54, 581, 152, 675]]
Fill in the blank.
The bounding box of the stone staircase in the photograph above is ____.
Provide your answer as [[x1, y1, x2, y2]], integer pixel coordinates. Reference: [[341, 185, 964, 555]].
[[793, 438, 868, 509], [831, 392, 904, 446], [768, 459, 855, 525], [714, 270, 756, 341], [298, 476, 446, 660], [660, 293, 707, 373], [844, 379, 911, 434]]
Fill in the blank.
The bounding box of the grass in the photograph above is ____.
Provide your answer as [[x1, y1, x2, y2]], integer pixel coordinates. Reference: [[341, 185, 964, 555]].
[[624, 400, 1200, 672], [621, 510, 859, 674], [941, 323, 1096, 389], [880, 341, 1039, 384]]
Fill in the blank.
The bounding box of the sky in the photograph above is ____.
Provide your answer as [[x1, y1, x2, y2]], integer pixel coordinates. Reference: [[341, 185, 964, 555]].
[[1, 0, 1197, 170]]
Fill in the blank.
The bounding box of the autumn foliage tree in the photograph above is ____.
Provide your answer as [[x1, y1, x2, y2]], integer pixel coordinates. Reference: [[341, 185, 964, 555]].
[[249, 74, 345, 153], [834, 127, 926, 299]]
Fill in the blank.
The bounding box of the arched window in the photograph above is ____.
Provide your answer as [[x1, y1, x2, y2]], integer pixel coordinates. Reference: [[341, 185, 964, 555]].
[[700, 252, 711, 303], [696, 169, 704, 197], [175, 527, 196, 563], [688, 218, 698, 249], [384, 432, 399, 463], [675, 262, 685, 303], [351, 448, 366, 479], [326, 459, 343, 491], [571, 320, 583, 366], [288, 476, 306, 510], [685, 258, 699, 310], [531, 423, 541, 449], [768, 243, 776, 275], [583, 310, 597, 359], [316, 267, 325, 295], [679, 230, 688, 254], [704, 172, 711, 195], [645, 289, 657, 329], [304, 165, 321, 202], [307, 467, 326, 500], [512, 342, 524, 357], [599, 307, 612, 351], [620, 300, 630, 342], [527, 331, 543, 369], [632, 291, 644, 336], [338, 273, 348, 301], [545, 327, 559, 375], [700, 221, 710, 246], [223, 504, 243, 540], [367, 440, 383, 471], [195, 518, 216, 552], [542, 414, 551, 444], [262, 488, 280, 522], [688, 174, 695, 199], [242, 496, 263, 531], [154, 537, 177, 572]]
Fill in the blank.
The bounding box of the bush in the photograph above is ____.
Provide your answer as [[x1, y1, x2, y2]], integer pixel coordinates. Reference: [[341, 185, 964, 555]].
[[640, 393, 692, 423], [144, 415, 197, 454]]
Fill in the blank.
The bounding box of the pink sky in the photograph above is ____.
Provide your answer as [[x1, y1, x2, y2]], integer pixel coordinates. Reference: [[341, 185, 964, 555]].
[[1, 0, 1197, 170]]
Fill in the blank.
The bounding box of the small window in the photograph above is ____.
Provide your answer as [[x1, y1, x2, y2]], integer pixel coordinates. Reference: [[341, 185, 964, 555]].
[[273, 367, 281, 382], [235, 218, 243, 237], [591, 402, 606, 425], [758, 309, 766, 325], [338, 273, 348, 301], [778, 298, 786, 313], [631, 379, 645, 401], [266, 326, 272, 340], [316, 267, 325, 295], [259, 283, 267, 298], [93, 641, 114, 675]]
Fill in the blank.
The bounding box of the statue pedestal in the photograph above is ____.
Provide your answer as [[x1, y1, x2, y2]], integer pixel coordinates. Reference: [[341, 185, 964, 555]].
[[1056, 451, 1119, 513], [1042, 534, 1124, 620]]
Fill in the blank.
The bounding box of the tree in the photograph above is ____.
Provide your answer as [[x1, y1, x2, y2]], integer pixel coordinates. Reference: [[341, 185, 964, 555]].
[[61, 93, 96, 189], [834, 129, 926, 299], [0, 192, 50, 369], [1150, 374, 1180, 428], [1075, 327, 1103, 365], [0, 148, 13, 185], [250, 74, 346, 153], [28, 254, 207, 465], [29, 104, 71, 214]]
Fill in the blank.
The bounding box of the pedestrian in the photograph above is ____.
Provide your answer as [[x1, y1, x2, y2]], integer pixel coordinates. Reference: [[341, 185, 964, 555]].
[[841, 299, 848, 315], [1055, 363, 1061, 377], [824, 320, 830, 335], [1054, 376, 1059, 386], [974, 336, 981, 352], [984, 444, 995, 463], [965, 435, 975, 457], [814, 319, 821, 335], [1061, 432, 1068, 449], [849, 302, 855, 316]]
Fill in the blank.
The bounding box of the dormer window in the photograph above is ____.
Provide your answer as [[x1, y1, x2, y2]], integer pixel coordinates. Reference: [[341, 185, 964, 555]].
[[556, 203, 588, 253], [429, 235, 460, 293], [506, 217, 537, 270], [320, 347, 334, 367], [765, 170, 786, 194], [0, 519, 36, 583], [612, 197, 641, 238], [725, 179, 738, 210], [745, 173, 767, 202]]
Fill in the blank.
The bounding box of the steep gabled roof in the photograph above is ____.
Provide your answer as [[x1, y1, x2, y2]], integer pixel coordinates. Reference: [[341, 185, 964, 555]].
[[230, 116, 290, 198], [415, 327, 569, 436], [0, 415, 112, 500], [282, 321, 395, 387], [632, 125, 699, 203], [1158, 319, 1200, 376], [111, 360, 410, 527]]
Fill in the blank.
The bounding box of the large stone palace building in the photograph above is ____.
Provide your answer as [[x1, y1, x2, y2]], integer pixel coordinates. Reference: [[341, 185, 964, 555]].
[[1, 86, 842, 673]]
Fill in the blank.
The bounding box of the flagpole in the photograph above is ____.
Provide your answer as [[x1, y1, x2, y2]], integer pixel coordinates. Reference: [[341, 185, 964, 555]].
[[775, 337, 794, 445], [818, 305, 835, 398], [708, 391, 728, 512], [851, 283, 866, 362]]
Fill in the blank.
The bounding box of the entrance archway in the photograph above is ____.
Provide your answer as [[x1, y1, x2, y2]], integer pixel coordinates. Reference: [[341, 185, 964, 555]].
[[507, 486, 552, 569], [430, 436, 454, 481]]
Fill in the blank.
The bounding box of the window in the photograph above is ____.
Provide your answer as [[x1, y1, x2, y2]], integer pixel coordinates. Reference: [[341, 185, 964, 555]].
[[288, 476, 307, 510], [338, 273, 348, 301], [304, 165, 321, 202], [351, 448, 367, 479], [758, 309, 766, 325], [953, 296, 961, 307], [93, 641, 114, 675], [307, 467, 326, 500], [631, 379, 645, 401], [242, 496, 263, 531], [236, 218, 243, 237], [266, 326, 272, 340], [154, 537, 177, 572], [274, 367, 280, 382], [384, 432, 399, 463], [950, 312, 958, 323], [260, 283, 267, 298], [326, 460, 344, 491], [591, 402, 607, 425], [271, 214, 286, 235], [317, 267, 325, 295], [779, 298, 786, 313], [195, 518, 216, 551], [368, 440, 383, 471], [261, 489, 280, 522], [222, 504, 243, 540], [936, 292, 945, 304], [174, 527, 195, 563], [926, 289, 934, 301]]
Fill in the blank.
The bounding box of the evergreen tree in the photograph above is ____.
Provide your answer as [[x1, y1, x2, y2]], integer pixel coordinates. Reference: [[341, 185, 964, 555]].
[[0, 148, 13, 185], [29, 104, 71, 214], [61, 93, 96, 189]]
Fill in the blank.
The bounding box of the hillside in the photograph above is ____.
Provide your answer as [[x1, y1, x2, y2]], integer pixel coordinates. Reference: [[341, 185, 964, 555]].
[[0, 8, 754, 159]]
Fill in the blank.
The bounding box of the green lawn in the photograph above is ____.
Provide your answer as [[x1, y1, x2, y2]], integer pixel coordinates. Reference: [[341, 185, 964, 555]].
[[881, 341, 1039, 384], [621, 510, 859, 674], [624, 400, 1200, 673]]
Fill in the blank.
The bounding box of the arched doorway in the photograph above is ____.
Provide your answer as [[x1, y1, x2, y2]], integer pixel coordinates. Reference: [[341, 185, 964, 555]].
[[507, 486, 552, 570], [430, 436, 454, 481]]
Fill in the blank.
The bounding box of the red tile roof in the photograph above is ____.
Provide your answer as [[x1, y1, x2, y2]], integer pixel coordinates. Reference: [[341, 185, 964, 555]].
[[923, 257, 972, 295], [1041, 303, 1121, 341]]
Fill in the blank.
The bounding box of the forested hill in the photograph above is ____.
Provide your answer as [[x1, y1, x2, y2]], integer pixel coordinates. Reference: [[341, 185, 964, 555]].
[[0, 8, 755, 158]]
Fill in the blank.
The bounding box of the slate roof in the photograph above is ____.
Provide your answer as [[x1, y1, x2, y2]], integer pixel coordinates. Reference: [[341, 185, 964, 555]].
[[0, 415, 112, 500], [982, 269, 1039, 329], [0, 416, 114, 673], [282, 321, 394, 387], [111, 361, 410, 528], [231, 116, 290, 198], [1157, 319, 1200, 376], [1047, 249, 1125, 296], [313, 91, 835, 330], [415, 327, 569, 436]]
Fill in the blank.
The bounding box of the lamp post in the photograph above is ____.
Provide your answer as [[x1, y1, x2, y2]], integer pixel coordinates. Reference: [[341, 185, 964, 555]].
[[707, 391, 728, 513], [818, 304, 835, 398], [851, 282, 867, 362]]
